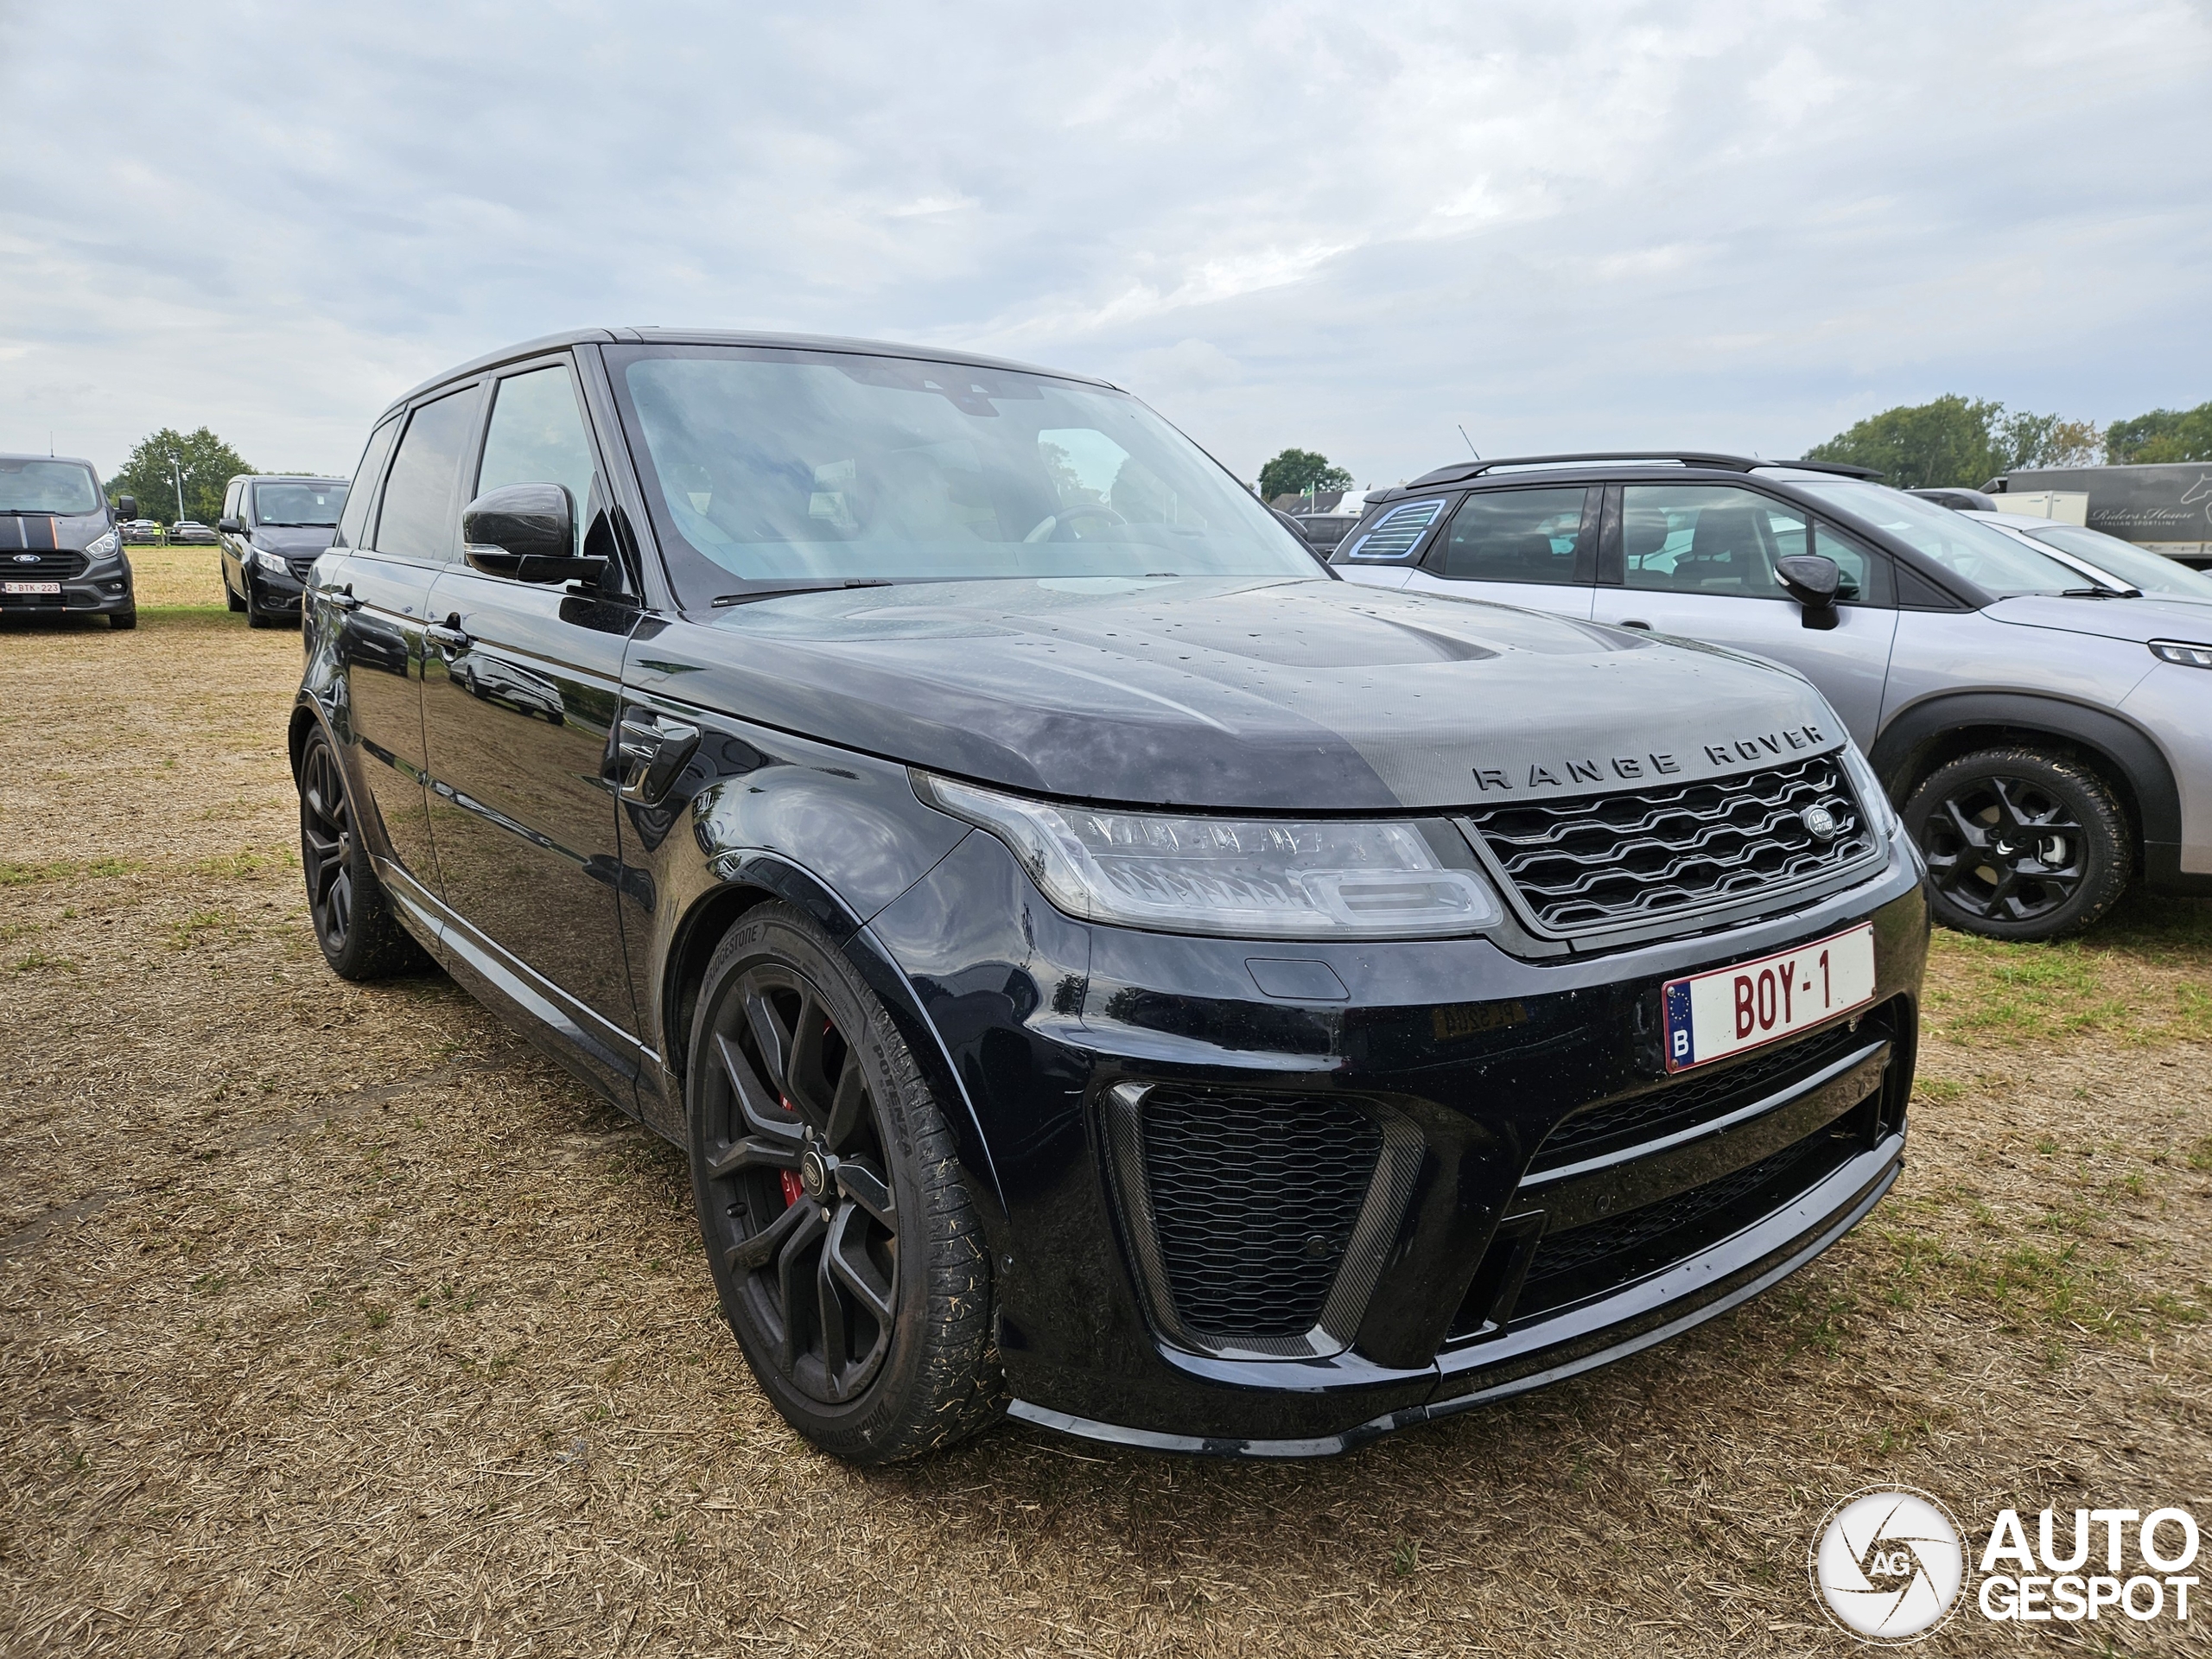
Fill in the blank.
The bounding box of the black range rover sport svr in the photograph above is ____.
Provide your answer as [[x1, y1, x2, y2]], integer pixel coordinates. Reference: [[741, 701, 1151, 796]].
[[293, 330, 1928, 1462]]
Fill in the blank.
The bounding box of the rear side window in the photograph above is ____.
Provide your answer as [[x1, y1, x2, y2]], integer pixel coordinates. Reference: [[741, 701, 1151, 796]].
[[1433, 486, 1591, 583], [335, 418, 400, 549], [1339, 497, 1447, 561], [373, 387, 480, 562]]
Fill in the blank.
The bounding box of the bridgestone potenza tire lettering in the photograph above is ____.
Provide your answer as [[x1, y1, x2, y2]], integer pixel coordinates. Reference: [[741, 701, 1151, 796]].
[[688, 902, 1001, 1463], [296, 724, 429, 980], [1903, 746, 2131, 940]]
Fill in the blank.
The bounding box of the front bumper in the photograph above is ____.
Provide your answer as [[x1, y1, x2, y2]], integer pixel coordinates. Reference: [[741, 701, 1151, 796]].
[[244, 555, 308, 615], [0, 552, 134, 617], [868, 824, 1929, 1453]]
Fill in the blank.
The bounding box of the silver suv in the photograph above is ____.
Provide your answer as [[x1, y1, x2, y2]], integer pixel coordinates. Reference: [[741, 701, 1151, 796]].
[[1332, 452, 2212, 941]]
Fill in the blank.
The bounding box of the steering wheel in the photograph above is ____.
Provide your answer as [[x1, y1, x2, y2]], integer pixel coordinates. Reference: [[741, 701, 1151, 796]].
[[1022, 504, 1128, 543]]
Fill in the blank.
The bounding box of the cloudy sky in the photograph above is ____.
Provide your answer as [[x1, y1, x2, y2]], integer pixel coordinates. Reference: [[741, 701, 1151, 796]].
[[4, 1, 2209, 486]]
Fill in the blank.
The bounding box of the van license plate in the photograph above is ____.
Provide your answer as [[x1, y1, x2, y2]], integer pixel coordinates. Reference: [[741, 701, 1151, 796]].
[[1662, 922, 1876, 1072], [3, 582, 61, 595]]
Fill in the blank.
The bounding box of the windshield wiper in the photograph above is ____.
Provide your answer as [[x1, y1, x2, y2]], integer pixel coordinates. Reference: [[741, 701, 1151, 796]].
[[710, 578, 897, 607], [259, 520, 336, 528], [2057, 586, 2141, 599]]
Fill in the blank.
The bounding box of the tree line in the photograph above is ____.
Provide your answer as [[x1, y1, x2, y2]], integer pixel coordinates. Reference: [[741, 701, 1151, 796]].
[[1807, 396, 2212, 490]]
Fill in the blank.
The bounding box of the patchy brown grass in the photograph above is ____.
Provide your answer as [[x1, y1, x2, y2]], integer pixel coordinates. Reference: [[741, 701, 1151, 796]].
[[2, 607, 2209, 1656]]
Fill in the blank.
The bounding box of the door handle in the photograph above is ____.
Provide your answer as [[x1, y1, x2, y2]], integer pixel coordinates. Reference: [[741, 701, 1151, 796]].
[[614, 710, 702, 804], [424, 613, 471, 650], [331, 584, 361, 612], [1618, 619, 1652, 630]]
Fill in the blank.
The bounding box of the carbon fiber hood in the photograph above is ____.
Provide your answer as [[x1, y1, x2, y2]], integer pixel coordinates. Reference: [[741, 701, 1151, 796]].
[[636, 575, 1847, 811]]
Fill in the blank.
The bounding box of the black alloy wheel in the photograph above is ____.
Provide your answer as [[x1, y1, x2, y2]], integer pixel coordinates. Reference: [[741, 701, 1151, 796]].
[[690, 903, 999, 1463], [1903, 747, 2130, 941], [296, 724, 428, 979]]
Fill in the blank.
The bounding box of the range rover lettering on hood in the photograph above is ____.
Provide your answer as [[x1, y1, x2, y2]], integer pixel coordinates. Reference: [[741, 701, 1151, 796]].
[[1474, 725, 1830, 792]]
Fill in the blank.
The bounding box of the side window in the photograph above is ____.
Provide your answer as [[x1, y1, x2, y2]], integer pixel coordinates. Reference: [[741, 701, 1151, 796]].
[[1813, 522, 1885, 605], [372, 386, 480, 562], [334, 418, 400, 550], [1338, 497, 1448, 561], [1433, 486, 1591, 583], [1621, 486, 1806, 599], [221, 481, 243, 525], [476, 364, 601, 557]]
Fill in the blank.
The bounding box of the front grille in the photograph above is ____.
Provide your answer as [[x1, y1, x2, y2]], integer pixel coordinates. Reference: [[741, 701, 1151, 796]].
[[1464, 753, 1875, 936], [1138, 1090, 1382, 1342], [1531, 1014, 1880, 1171], [1, 550, 86, 579], [285, 557, 316, 581]]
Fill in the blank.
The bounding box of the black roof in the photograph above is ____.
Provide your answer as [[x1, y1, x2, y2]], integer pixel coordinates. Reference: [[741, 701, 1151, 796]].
[[380, 327, 1120, 425]]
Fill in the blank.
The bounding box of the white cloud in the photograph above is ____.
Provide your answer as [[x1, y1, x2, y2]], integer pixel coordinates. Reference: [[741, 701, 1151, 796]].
[[0, 0, 2206, 486]]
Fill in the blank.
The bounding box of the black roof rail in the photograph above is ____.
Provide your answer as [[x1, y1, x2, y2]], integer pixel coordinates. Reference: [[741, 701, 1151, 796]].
[[1402, 452, 1885, 489]]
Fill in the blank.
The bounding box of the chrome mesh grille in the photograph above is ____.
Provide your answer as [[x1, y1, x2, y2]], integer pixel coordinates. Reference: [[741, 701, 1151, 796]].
[[1464, 753, 1875, 936]]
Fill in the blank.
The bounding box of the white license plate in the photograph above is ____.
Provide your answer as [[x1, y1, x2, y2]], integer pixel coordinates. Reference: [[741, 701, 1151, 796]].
[[1662, 922, 1876, 1072], [2, 581, 61, 595]]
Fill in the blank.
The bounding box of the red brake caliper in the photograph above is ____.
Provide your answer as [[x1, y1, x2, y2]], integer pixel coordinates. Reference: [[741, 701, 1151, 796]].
[[778, 1095, 805, 1207]]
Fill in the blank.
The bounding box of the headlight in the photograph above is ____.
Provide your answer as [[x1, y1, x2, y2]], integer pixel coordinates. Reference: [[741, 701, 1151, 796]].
[[919, 774, 1503, 939], [254, 545, 290, 574], [1840, 743, 1897, 839], [84, 529, 119, 558], [2150, 639, 2212, 670]]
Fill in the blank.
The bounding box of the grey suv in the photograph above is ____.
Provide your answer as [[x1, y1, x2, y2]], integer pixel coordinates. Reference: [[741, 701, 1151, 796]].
[[1333, 453, 2212, 941]]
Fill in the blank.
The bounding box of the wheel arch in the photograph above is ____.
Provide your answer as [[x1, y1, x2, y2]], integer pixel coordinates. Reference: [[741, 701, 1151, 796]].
[[1870, 691, 2182, 854], [287, 694, 327, 783], [657, 854, 1007, 1224]]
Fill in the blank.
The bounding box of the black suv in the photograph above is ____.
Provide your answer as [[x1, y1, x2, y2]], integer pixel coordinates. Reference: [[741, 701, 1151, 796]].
[[293, 334, 1926, 1462], [218, 474, 348, 627], [0, 454, 136, 627]]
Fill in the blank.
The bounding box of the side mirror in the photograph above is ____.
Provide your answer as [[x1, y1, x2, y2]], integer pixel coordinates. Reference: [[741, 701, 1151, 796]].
[[116, 494, 137, 519], [461, 483, 605, 585], [218, 517, 244, 534], [1776, 553, 1841, 630]]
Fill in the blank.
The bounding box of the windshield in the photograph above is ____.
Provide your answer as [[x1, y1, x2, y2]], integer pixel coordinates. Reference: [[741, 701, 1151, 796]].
[[605, 345, 1315, 601], [0, 459, 102, 515], [1796, 479, 2082, 595], [252, 480, 346, 527], [2019, 522, 2212, 601]]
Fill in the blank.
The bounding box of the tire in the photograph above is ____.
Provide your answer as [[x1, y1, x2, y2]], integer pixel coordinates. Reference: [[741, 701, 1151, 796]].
[[226, 576, 245, 613], [109, 608, 137, 631], [245, 579, 276, 629], [1902, 747, 2132, 940], [689, 902, 1000, 1463], [297, 723, 429, 979]]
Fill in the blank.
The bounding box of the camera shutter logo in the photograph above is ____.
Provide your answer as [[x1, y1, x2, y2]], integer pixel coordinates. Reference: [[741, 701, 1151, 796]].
[[1810, 1487, 1967, 1643]]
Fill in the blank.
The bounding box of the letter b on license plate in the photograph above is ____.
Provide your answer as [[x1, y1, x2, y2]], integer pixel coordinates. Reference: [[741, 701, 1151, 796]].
[[1662, 922, 1877, 1072]]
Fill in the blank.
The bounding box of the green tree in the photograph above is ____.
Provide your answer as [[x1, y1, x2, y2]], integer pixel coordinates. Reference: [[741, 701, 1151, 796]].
[[1258, 448, 1352, 503], [107, 427, 256, 525], [1805, 396, 2101, 488], [2106, 401, 2212, 465]]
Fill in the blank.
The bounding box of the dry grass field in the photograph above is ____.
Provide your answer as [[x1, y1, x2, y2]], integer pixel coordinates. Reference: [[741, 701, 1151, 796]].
[[3, 553, 2209, 1656]]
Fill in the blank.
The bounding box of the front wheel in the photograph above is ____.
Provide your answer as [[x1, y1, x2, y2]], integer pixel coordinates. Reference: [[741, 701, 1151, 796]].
[[245, 579, 276, 629], [1902, 747, 2131, 940], [689, 902, 1000, 1463]]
